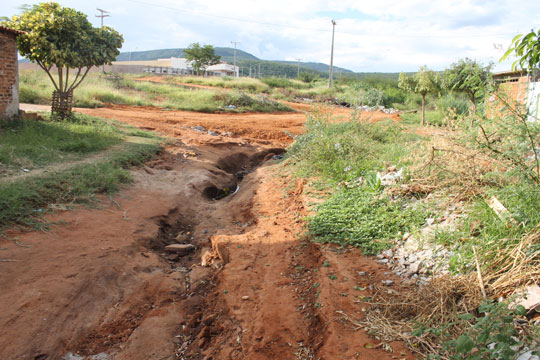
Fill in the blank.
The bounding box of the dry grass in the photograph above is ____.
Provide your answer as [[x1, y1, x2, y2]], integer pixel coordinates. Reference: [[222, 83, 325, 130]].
[[356, 274, 484, 357], [484, 226, 540, 297], [397, 128, 508, 201]]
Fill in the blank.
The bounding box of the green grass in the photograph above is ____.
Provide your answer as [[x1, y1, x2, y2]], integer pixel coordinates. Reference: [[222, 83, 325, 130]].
[[18, 70, 292, 113], [0, 114, 122, 170], [307, 187, 426, 254], [175, 75, 270, 93], [288, 115, 427, 254], [289, 116, 421, 182], [0, 113, 162, 231]]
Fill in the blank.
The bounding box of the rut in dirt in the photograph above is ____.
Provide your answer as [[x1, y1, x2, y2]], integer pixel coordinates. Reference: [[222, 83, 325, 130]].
[[73, 142, 297, 359]]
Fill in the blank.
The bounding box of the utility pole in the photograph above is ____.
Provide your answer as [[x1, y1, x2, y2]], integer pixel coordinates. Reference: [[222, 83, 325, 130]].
[[231, 41, 240, 78], [295, 58, 303, 78], [328, 19, 336, 88], [96, 8, 110, 73]]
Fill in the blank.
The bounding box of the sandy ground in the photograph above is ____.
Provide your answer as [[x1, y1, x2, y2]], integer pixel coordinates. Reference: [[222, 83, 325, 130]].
[[2, 103, 411, 360]]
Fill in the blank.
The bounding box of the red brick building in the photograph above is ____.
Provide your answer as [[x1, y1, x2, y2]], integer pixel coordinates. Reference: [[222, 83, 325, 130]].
[[0, 26, 24, 118]]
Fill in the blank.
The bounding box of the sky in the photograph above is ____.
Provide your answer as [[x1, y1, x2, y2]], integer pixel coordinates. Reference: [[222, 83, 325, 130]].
[[1, 0, 539, 73]]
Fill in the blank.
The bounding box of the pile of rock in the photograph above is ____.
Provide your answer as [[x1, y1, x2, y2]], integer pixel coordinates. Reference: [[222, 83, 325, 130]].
[[377, 206, 465, 284], [356, 105, 400, 114]]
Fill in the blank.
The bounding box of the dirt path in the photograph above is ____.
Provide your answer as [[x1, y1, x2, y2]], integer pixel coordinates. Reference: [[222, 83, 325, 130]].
[[3, 104, 411, 360]]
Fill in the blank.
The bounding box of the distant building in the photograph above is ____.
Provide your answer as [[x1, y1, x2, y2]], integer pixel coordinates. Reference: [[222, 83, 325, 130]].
[[0, 26, 24, 118], [111, 57, 239, 77], [206, 63, 239, 77], [489, 69, 540, 121]]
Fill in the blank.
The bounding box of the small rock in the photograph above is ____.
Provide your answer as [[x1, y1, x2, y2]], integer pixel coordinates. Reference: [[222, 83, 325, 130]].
[[208, 130, 219, 136], [408, 254, 418, 263], [192, 125, 207, 132], [242, 296, 249, 300], [376, 254, 384, 260], [409, 261, 421, 274], [165, 244, 196, 254], [403, 232, 411, 241], [89, 354, 110, 360], [168, 253, 179, 261], [378, 259, 389, 264], [62, 354, 84, 360], [382, 280, 394, 286], [426, 218, 435, 225], [358, 271, 367, 276], [201, 229, 208, 235], [382, 249, 393, 258]]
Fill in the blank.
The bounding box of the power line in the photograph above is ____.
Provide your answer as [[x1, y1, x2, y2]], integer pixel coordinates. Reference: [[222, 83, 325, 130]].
[[95, 8, 110, 28], [124, 0, 515, 39], [96, 8, 110, 73], [231, 41, 240, 78], [329, 20, 336, 89]]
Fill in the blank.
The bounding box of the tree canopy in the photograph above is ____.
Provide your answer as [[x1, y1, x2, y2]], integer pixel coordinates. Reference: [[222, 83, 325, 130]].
[[501, 29, 540, 70], [2, 2, 123, 110], [443, 58, 492, 114], [399, 66, 439, 125], [184, 43, 221, 75]]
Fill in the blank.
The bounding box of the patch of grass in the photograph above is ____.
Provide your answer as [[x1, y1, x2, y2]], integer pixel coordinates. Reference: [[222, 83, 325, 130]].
[[0, 114, 162, 231], [288, 117, 421, 183], [18, 70, 290, 113], [308, 187, 425, 254], [288, 115, 427, 254], [261, 77, 310, 90], [0, 113, 122, 170], [172, 75, 270, 93], [401, 110, 445, 126]]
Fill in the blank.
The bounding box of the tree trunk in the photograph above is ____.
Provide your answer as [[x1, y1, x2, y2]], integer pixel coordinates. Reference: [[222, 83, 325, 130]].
[[421, 94, 426, 126]]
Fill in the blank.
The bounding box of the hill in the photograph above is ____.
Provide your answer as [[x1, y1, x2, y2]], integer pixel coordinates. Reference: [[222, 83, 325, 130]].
[[115, 47, 357, 78], [115, 47, 258, 62]]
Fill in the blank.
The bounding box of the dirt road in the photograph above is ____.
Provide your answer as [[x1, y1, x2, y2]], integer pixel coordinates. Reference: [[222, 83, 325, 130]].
[[2, 104, 411, 359]]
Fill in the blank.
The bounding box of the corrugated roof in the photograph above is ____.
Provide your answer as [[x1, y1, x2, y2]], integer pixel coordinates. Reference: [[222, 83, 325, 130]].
[[0, 26, 25, 36]]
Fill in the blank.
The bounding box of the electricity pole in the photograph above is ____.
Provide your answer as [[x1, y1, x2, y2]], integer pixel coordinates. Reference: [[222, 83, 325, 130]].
[[231, 41, 240, 78], [295, 58, 302, 78], [328, 19, 336, 88], [96, 8, 110, 73]]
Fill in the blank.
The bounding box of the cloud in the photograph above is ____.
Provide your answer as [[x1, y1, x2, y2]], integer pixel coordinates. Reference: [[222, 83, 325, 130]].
[[1, 0, 539, 72]]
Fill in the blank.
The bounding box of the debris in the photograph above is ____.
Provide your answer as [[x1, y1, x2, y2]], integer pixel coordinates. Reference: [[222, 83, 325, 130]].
[[208, 130, 219, 136], [487, 196, 516, 224], [514, 285, 540, 311], [165, 244, 196, 255], [377, 168, 404, 186], [224, 105, 237, 109]]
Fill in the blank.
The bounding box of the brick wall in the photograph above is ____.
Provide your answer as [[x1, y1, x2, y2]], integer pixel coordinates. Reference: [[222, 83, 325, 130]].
[[0, 31, 19, 118]]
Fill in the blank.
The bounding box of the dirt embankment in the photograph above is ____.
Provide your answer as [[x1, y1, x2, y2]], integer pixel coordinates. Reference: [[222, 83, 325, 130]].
[[2, 104, 410, 360]]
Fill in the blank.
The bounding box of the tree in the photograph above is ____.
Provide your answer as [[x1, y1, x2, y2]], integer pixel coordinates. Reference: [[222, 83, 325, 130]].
[[501, 29, 540, 70], [299, 71, 317, 83], [443, 58, 492, 114], [2, 2, 123, 117], [184, 43, 220, 75], [398, 66, 439, 126]]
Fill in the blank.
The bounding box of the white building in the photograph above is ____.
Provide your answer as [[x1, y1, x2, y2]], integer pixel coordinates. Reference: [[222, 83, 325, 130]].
[[206, 63, 239, 77]]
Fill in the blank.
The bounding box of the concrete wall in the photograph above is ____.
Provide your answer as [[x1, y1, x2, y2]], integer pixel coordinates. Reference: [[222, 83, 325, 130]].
[[527, 82, 540, 121], [0, 31, 19, 118]]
